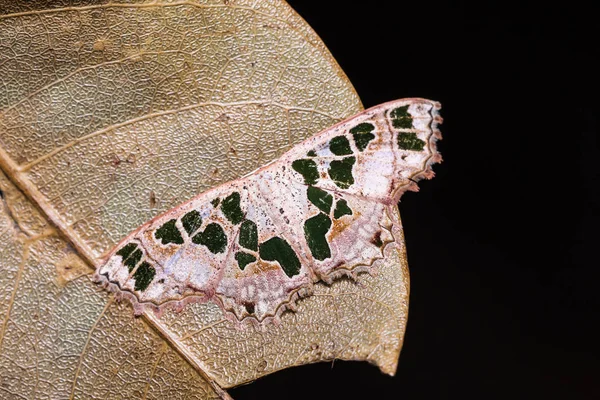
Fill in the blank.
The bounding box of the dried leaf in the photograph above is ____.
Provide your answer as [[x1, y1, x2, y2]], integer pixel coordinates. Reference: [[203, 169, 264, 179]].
[[0, 1, 410, 397]]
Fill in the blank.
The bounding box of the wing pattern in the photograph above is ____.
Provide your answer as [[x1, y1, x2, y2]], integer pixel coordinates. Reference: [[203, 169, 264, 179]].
[[95, 98, 442, 322]]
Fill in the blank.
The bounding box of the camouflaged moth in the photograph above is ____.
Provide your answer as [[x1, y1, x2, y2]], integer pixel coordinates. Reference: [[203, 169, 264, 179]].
[[94, 98, 442, 324]]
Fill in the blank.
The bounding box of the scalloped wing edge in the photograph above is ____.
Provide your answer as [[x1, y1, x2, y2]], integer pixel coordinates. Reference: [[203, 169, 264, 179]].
[[392, 100, 443, 202], [94, 203, 413, 327]]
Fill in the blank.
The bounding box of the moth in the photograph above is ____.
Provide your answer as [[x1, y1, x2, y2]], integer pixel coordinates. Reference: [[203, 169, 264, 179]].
[[94, 98, 442, 323]]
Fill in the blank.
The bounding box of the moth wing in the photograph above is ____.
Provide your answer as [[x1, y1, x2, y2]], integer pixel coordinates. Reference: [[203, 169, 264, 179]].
[[95, 98, 442, 323]]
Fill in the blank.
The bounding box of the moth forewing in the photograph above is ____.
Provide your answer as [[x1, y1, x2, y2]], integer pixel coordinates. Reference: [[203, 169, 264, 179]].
[[94, 98, 442, 324]]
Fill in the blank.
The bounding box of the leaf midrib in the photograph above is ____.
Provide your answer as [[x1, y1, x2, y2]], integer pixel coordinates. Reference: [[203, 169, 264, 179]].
[[0, 133, 231, 399]]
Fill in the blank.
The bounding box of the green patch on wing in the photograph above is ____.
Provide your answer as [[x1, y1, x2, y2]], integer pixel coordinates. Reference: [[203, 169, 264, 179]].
[[397, 132, 425, 151], [133, 261, 155, 291], [292, 159, 319, 185], [329, 136, 352, 156], [192, 223, 228, 254], [391, 105, 413, 129], [328, 156, 355, 189], [350, 122, 375, 152], [155, 219, 184, 245], [307, 186, 333, 213], [181, 210, 202, 236], [235, 252, 257, 270], [116, 243, 143, 272], [350, 122, 374, 134], [304, 213, 332, 261], [333, 199, 353, 219], [116, 243, 137, 259], [307, 149, 317, 157], [259, 237, 301, 278], [222, 192, 244, 224], [211, 198, 220, 207], [239, 219, 258, 251]]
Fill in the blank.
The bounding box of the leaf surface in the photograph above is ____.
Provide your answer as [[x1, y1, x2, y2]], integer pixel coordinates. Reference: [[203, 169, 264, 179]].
[[0, 0, 410, 397]]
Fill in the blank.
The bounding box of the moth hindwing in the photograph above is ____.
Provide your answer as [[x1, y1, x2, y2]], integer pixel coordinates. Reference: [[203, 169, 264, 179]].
[[94, 98, 442, 324]]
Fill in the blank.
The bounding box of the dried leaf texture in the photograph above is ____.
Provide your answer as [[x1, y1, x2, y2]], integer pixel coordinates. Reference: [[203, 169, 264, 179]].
[[0, 172, 221, 399], [0, 0, 409, 397]]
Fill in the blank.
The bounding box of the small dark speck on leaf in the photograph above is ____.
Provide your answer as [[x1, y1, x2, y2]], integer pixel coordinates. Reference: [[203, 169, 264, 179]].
[[110, 154, 121, 167], [216, 113, 229, 122], [257, 359, 267, 372]]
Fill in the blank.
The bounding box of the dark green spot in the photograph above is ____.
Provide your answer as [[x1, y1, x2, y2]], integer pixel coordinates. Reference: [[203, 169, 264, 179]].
[[211, 198, 220, 207], [329, 136, 352, 156], [391, 106, 413, 129], [397, 132, 425, 151], [292, 159, 319, 185], [235, 252, 256, 270], [304, 213, 332, 261], [239, 219, 258, 251], [192, 223, 228, 254], [222, 192, 244, 225], [307, 150, 317, 157], [333, 199, 353, 219], [352, 132, 375, 152], [349, 122, 374, 134], [328, 156, 355, 189], [155, 219, 184, 245], [350, 123, 375, 152], [116, 243, 142, 272], [133, 261, 155, 291], [307, 186, 333, 213], [124, 249, 143, 272], [259, 237, 301, 278], [116, 243, 137, 261], [181, 210, 202, 236]]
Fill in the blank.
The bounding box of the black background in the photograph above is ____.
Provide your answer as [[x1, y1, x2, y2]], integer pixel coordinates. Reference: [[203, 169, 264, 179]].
[[232, 1, 599, 399]]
